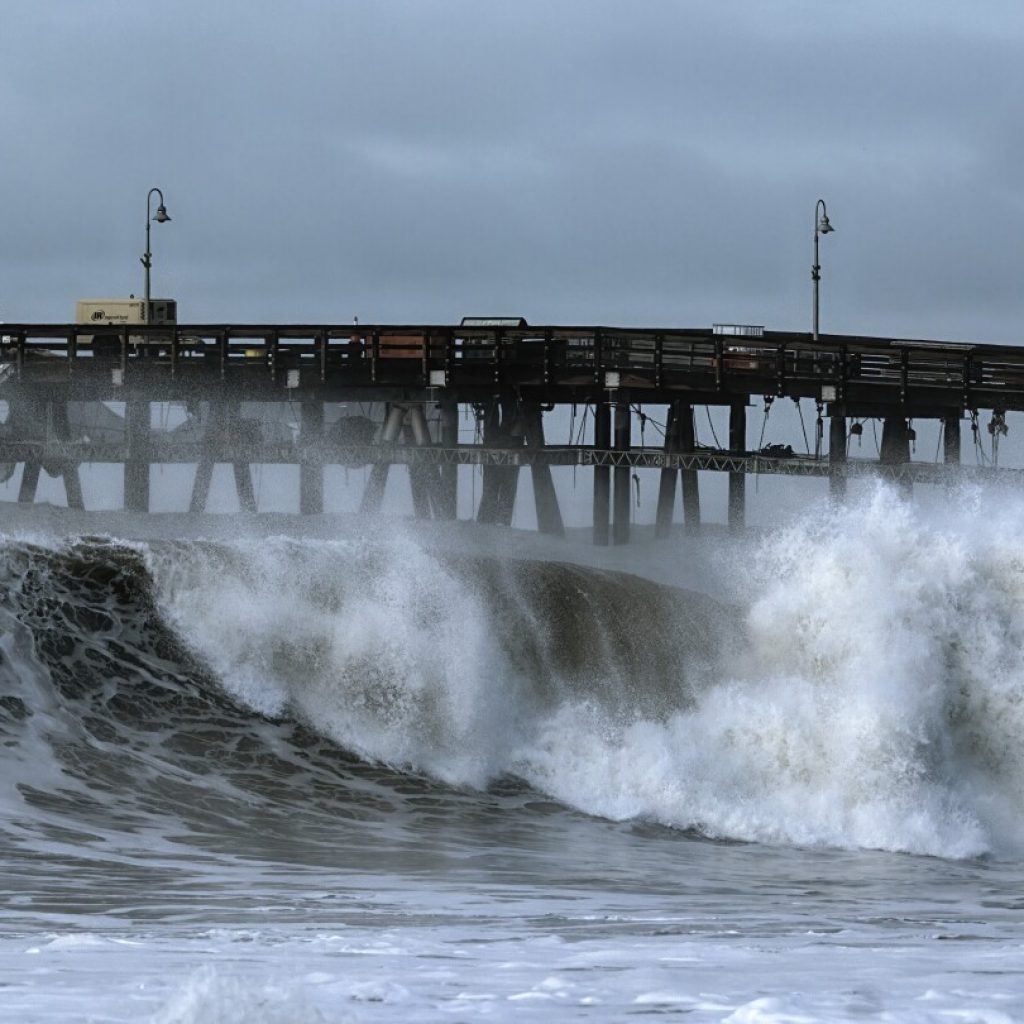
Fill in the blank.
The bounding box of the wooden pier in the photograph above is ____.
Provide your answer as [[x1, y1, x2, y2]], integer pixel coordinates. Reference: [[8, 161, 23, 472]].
[[0, 321, 1020, 541]]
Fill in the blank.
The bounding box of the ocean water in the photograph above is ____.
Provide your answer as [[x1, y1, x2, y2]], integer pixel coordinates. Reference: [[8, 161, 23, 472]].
[[1, 484, 1023, 1022]]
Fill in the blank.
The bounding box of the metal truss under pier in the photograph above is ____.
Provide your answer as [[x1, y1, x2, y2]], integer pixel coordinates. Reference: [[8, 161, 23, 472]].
[[0, 440, 1015, 485]]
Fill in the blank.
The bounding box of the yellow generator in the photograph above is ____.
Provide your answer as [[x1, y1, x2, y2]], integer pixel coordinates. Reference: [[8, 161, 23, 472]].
[[75, 298, 177, 350]]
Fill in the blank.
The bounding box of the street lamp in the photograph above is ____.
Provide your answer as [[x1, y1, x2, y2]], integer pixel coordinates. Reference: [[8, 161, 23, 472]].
[[141, 187, 171, 324], [811, 198, 834, 342]]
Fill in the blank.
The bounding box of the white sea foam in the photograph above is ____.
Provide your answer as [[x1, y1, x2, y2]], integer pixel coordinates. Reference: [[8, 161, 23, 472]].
[[146, 485, 1024, 859]]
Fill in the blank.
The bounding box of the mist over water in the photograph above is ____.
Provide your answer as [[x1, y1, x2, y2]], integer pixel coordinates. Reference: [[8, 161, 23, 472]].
[[2, 483, 1023, 1021]]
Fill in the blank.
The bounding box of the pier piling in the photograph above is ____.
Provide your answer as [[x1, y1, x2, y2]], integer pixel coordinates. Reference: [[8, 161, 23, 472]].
[[592, 401, 611, 546], [654, 401, 681, 539], [17, 461, 39, 505], [728, 401, 746, 532], [829, 414, 847, 500], [53, 403, 84, 511], [299, 400, 323, 515], [523, 404, 564, 536], [680, 403, 701, 533], [613, 399, 631, 545], [9, 397, 40, 504], [189, 401, 221, 515], [438, 400, 459, 519], [125, 400, 150, 513], [943, 412, 961, 465], [880, 416, 913, 497]]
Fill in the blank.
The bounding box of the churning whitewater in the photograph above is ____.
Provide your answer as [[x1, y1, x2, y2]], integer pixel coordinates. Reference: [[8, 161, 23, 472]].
[[2, 483, 1022, 864]]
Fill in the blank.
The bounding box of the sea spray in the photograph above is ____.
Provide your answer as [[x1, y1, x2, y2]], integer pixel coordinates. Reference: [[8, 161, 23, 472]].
[[517, 485, 1024, 857]]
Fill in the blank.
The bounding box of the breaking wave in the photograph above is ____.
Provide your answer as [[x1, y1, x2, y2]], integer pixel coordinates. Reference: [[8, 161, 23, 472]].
[[1, 484, 1023, 861]]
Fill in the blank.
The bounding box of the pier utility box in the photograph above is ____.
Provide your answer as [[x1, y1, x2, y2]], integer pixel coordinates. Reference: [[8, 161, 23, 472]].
[[76, 298, 177, 330], [76, 298, 178, 352]]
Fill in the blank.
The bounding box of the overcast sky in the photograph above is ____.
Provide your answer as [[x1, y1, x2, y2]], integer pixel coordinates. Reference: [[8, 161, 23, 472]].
[[3, 0, 1023, 343]]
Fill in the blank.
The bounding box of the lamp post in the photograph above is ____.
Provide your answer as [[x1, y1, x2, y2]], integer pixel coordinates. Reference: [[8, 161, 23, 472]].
[[811, 198, 834, 342], [141, 188, 171, 324]]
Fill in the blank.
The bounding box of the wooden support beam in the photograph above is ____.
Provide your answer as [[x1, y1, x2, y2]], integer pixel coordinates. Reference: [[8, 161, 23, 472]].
[[407, 404, 446, 519], [880, 416, 911, 463], [300, 400, 324, 515], [124, 400, 150, 513], [189, 460, 214, 514], [680, 402, 701, 533], [829, 415, 847, 501], [476, 400, 520, 526], [880, 415, 913, 497], [476, 402, 500, 524], [63, 468, 84, 511], [49, 401, 84, 510], [593, 400, 611, 546], [223, 401, 257, 513], [189, 400, 223, 515], [233, 462, 256, 513], [728, 400, 746, 532], [403, 424, 432, 517], [18, 461, 40, 505], [360, 464, 389, 515], [655, 401, 680, 539], [523, 403, 564, 537], [943, 412, 961, 465], [492, 399, 520, 526], [359, 403, 403, 516], [613, 398, 631, 545], [438, 399, 459, 519], [9, 399, 42, 505]]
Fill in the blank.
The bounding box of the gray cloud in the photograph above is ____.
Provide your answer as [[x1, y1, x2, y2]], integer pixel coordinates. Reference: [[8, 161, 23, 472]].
[[2, 0, 1023, 342]]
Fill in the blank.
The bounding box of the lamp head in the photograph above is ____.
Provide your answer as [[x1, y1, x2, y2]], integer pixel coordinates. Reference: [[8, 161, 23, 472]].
[[153, 204, 171, 223], [818, 212, 834, 234]]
